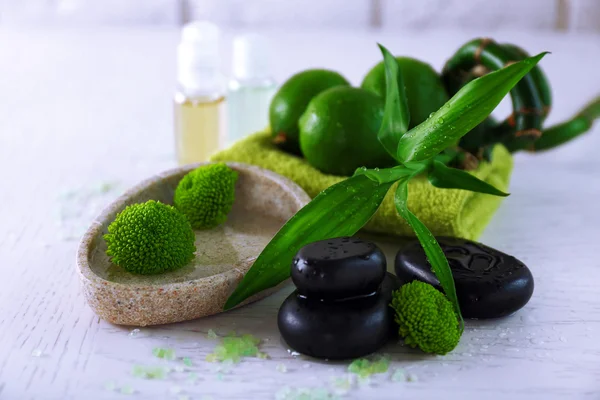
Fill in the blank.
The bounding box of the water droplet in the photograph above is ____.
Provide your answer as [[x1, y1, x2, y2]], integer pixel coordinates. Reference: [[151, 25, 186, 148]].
[[437, 117, 445, 124]]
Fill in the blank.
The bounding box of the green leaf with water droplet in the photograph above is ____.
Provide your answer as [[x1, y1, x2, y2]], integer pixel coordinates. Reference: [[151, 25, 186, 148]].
[[353, 164, 413, 184], [376, 43, 410, 161], [396, 52, 548, 162], [224, 175, 394, 309], [394, 178, 463, 328], [428, 160, 509, 196]]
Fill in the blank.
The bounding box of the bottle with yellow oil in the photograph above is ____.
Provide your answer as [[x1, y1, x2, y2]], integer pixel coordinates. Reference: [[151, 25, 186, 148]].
[[174, 21, 226, 165]]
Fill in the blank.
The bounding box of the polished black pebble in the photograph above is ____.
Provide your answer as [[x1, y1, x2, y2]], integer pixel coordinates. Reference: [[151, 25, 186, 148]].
[[278, 290, 394, 360], [291, 237, 386, 299], [278, 273, 400, 359], [394, 237, 534, 319], [380, 271, 401, 304]]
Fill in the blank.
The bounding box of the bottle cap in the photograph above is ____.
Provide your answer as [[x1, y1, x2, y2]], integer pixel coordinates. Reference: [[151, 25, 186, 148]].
[[177, 21, 222, 91], [232, 33, 272, 81]]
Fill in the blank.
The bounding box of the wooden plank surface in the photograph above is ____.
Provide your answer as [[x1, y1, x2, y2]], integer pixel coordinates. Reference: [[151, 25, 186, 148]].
[[0, 27, 599, 400]]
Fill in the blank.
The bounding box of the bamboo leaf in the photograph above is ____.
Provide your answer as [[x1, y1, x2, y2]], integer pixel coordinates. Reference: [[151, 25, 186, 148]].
[[394, 179, 464, 327], [428, 160, 509, 196], [353, 165, 414, 184], [396, 52, 548, 163], [224, 175, 394, 310], [377, 43, 410, 160]]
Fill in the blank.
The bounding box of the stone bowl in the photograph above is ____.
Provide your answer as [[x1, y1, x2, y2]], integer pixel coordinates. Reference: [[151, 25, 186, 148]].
[[76, 162, 310, 326]]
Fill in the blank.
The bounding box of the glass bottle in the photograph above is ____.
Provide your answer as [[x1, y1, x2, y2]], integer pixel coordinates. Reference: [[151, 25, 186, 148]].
[[226, 33, 276, 147], [174, 21, 227, 165]]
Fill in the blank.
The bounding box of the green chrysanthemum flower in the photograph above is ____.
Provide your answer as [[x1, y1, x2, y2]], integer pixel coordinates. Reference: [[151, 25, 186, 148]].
[[104, 200, 195, 275], [174, 163, 238, 229], [390, 281, 461, 355]]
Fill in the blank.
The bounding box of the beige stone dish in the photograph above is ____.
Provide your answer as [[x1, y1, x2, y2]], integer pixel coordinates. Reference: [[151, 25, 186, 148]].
[[76, 162, 310, 326]]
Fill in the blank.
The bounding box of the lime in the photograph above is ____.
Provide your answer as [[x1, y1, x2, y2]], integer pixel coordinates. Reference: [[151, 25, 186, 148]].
[[361, 57, 449, 128], [299, 86, 396, 176], [270, 69, 350, 154]]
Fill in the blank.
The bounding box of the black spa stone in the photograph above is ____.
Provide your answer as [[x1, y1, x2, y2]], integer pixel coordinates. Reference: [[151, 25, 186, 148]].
[[291, 237, 386, 299], [394, 237, 534, 319], [277, 289, 394, 360]]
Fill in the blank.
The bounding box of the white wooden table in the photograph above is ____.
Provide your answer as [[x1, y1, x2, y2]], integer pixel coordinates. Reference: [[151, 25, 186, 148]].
[[1, 26, 599, 400]]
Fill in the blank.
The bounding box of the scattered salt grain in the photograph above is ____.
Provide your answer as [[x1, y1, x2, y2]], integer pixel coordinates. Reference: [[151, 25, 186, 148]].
[[276, 386, 336, 400], [153, 347, 176, 360], [207, 329, 218, 339], [169, 386, 183, 395], [31, 349, 43, 357], [276, 363, 288, 373], [347, 355, 390, 378], [128, 329, 140, 338], [406, 372, 418, 382], [132, 365, 169, 379], [120, 385, 135, 395], [391, 369, 405, 382]]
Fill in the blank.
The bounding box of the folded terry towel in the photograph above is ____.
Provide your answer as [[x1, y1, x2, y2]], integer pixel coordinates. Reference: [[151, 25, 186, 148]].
[[211, 131, 513, 240]]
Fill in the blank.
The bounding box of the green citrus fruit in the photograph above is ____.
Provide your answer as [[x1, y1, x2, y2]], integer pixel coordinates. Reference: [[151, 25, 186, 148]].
[[361, 57, 449, 128], [269, 69, 350, 154], [299, 86, 396, 176]]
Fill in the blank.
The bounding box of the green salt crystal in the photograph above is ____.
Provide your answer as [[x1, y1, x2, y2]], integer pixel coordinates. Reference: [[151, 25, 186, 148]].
[[391, 368, 406, 382], [332, 375, 354, 392], [276, 386, 337, 400], [120, 385, 134, 395], [276, 363, 287, 373], [206, 333, 265, 363], [207, 329, 218, 339], [131, 365, 168, 380], [347, 355, 390, 378], [152, 347, 176, 360], [182, 357, 193, 367]]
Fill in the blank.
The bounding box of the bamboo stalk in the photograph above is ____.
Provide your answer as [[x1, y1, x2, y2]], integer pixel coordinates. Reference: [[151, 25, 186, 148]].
[[442, 38, 545, 153]]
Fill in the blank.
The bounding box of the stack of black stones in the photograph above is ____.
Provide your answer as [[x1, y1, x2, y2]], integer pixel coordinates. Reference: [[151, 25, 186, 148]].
[[277, 237, 399, 360], [278, 236, 534, 359]]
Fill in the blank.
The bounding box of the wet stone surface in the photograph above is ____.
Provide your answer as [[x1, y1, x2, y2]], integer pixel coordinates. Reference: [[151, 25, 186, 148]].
[[394, 237, 534, 319]]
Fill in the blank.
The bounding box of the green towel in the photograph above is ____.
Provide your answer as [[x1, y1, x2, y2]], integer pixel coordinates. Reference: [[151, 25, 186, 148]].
[[211, 131, 513, 240]]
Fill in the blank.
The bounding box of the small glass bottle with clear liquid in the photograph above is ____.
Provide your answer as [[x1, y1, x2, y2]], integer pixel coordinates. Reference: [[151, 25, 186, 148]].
[[226, 33, 276, 147], [174, 21, 227, 165]]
